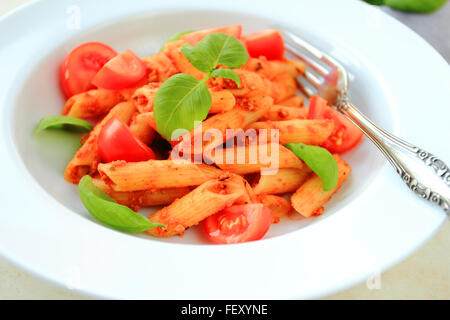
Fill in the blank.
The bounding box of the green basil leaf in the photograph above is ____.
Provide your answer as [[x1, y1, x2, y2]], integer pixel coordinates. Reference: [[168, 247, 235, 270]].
[[285, 143, 338, 191], [182, 33, 248, 72], [384, 0, 446, 13], [161, 30, 195, 51], [79, 175, 164, 232], [363, 0, 384, 5], [154, 73, 211, 140], [210, 68, 241, 87], [34, 115, 93, 133], [181, 44, 214, 73]]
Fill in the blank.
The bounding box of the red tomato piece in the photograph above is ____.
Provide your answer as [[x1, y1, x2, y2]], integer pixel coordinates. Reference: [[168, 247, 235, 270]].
[[91, 50, 147, 90], [308, 95, 363, 153], [98, 117, 156, 163], [202, 204, 273, 244], [60, 42, 117, 98], [242, 29, 285, 60], [180, 25, 242, 45]]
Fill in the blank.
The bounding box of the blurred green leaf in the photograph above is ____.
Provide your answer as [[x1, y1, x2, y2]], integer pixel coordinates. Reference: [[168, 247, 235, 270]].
[[363, 0, 446, 13]]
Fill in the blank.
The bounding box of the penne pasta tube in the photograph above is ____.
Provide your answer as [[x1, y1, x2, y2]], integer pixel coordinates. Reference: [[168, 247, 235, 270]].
[[143, 51, 178, 82], [134, 112, 157, 131], [64, 101, 136, 184], [250, 167, 312, 195], [163, 39, 205, 80], [62, 88, 133, 118], [291, 154, 351, 218], [211, 69, 271, 98], [133, 84, 235, 114], [242, 57, 306, 80], [256, 194, 292, 223], [262, 105, 308, 121], [173, 96, 272, 156], [91, 177, 190, 211], [129, 112, 156, 145], [277, 95, 305, 108], [209, 89, 236, 113], [249, 119, 334, 145], [232, 174, 258, 205], [268, 73, 298, 103], [146, 175, 246, 237], [213, 143, 304, 175], [132, 83, 160, 113], [98, 160, 225, 191]]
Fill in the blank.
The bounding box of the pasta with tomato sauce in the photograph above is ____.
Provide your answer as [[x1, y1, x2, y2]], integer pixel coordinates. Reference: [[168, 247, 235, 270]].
[[41, 25, 362, 244]]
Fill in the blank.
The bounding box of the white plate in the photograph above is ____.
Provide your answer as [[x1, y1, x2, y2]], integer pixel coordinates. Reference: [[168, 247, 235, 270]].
[[0, 0, 448, 299]]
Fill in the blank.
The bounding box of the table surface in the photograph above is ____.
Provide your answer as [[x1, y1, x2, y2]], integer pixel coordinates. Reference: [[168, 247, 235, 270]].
[[0, 0, 448, 300]]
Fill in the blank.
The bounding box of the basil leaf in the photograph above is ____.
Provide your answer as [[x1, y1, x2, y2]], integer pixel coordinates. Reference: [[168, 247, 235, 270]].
[[211, 68, 241, 87], [181, 44, 214, 73], [79, 175, 164, 232], [154, 73, 211, 140], [363, 0, 384, 5], [285, 143, 338, 191], [384, 0, 446, 13], [182, 33, 248, 72], [35, 115, 93, 133], [161, 30, 195, 51], [363, 0, 446, 13]]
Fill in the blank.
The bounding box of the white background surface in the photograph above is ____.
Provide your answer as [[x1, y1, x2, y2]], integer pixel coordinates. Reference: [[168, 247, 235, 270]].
[[0, 0, 448, 299]]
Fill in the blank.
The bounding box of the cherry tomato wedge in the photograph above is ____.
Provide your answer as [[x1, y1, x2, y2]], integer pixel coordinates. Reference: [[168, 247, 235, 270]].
[[308, 95, 363, 153], [242, 29, 285, 60], [202, 204, 273, 244], [180, 25, 242, 45], [60, 42, 117, 98], [91, 50, 147, 90], [98, 117, 156, 163]]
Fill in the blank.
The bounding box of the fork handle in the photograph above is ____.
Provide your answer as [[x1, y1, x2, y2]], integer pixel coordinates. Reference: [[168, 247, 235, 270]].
[[337, 100, 450, 216]]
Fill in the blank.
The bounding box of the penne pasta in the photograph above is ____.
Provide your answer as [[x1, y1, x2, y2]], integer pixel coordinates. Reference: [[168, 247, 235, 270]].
[[146, 175, 246, 237], [62, 88, 133, 118], [211, 69, 270, 98], [250, 167, 312, 195], [262, 105, 308, 121], [64, 101, 136, 184], [132, 83, 161, 113], [173, 95, 272, 156], [209, 89, 236, 113], [249, 119, 334, 145], [129, 112, 156, 145], [242, 57, 306, 80], [213, 143, 304, 175], [163, 39, 205, 80], [98, 160, 224, 191], [131, 112, 157, 132], [268, 73, 298, 103], [291, 154, 351, 218], [133, 84, 235, 114], [257, 194, 292, 223], [277, 95, 305, 108], [143, 51, 178, 82], [49, 26, 361, 244], [91, 177, 190, 211]]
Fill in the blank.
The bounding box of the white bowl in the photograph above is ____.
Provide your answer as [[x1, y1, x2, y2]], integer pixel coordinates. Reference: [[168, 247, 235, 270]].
[[0, 0, 448, 299]]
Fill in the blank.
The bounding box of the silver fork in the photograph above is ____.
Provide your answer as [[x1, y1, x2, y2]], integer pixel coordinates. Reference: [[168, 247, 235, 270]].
[[279, 28, 450, 216]]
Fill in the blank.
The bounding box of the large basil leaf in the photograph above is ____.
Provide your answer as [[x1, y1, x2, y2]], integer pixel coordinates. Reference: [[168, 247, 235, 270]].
[[285, 143, 338, 191], [79, 175, 164, 232], [153, 73, 211, 140], [181, 33, 248, 73], [35, 115, 92, 133]]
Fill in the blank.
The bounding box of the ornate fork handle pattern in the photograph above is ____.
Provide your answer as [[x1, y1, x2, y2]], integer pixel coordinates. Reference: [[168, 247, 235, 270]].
[[337, 98, 450, 216]]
